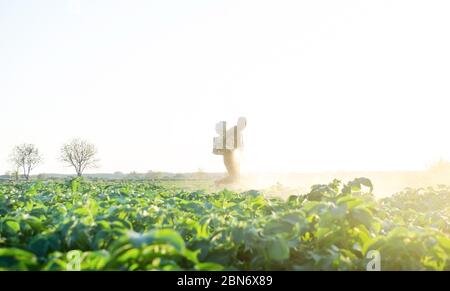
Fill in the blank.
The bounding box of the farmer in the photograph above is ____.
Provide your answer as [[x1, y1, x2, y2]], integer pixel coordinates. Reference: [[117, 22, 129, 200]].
[[213, 117, 247, 184]]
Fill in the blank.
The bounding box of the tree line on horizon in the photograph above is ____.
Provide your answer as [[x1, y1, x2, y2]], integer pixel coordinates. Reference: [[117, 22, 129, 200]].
[[6, 138, 98, 180], [4, 140, 215, 181], [5, 139, 450, 182]]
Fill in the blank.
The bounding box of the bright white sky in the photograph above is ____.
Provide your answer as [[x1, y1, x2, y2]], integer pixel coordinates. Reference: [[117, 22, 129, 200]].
[[1, 0, 450, 174]]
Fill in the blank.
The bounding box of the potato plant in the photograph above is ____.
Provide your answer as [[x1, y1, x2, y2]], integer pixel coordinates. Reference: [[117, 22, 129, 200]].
[[0, 178, 449, 270]]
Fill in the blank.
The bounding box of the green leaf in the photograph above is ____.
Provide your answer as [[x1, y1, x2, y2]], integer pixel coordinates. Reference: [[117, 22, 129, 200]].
[[350, 206, 373, 228], [3, 220, 20, 234], [330, 204, 347, 219], [337, 196, 364, 209], [316, 227, 333, 240], [354, 177, 373, 192], [265, 237, 290, 262], [195, 262, 224, 271], [128, 229, 186, 253], [29, 237, 50, 257], [436, 235, 450, 251], [280, 212, 306, 225], [263, 219, 293, 236], [22, 216, 43, 232], [0, 248, 37, 270], [149, 229, 186, 253], [82, 250, 110, 270], [70, 177, 81, 193]]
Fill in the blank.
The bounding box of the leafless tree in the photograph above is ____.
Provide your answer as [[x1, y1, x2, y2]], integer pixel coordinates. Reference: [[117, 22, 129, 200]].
[[10, 144, 42, 180], [60, 138, 99, 176]]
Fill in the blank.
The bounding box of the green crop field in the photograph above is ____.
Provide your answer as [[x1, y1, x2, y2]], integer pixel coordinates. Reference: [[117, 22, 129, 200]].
[[0, 178, 449, 271]]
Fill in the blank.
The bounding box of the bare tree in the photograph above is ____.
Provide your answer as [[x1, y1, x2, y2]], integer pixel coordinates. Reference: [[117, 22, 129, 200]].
[[10, 144, 42, 180], [60, 138, 99, 176]]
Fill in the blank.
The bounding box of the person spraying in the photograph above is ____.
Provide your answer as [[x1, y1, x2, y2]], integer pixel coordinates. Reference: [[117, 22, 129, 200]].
[[213, 117, 247, 184]]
